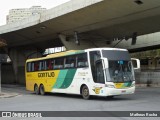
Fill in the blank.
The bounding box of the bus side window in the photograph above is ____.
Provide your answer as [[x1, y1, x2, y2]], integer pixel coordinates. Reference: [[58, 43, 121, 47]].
[[44, 61, 47, 70], [31, 62, 34, 72], [39, 61, 46, 71], [54, 58, 64, 69], [77, 53, 88, 68], [34, 62, 39, 71], [65, 56, 76, 68], [39, 61, 42, 71], [47, 60, 53, 70], [51, 59, 54, 69], [27, 62, 31, 72]]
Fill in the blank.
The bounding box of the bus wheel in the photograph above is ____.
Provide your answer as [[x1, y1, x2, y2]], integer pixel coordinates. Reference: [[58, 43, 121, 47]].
[[82, 85, 90, 100], [34, 84, 39, 95], [40, 84, 45, 95]]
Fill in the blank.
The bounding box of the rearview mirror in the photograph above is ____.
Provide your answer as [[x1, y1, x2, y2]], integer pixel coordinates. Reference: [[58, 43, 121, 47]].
[[131, 58, 140, 70]]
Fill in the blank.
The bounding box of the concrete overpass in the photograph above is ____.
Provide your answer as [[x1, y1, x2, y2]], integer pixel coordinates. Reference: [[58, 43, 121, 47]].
[[1, 0, 160, 84]]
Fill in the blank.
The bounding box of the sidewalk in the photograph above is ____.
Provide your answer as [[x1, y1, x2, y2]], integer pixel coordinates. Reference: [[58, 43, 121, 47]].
[[0, 84, 23, 98], [0, 92, 20, 98]]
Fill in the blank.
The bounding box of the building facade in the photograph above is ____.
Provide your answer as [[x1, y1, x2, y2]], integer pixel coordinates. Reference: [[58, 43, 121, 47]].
[[7, 6, 46, 24]]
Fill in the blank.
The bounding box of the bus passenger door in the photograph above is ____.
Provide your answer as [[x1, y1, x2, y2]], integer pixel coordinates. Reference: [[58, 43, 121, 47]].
[[89, 51, 105, 84], [95, 60, 105, 84]]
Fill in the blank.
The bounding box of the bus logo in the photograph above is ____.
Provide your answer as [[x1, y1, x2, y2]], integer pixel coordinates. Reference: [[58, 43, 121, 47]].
[[38, 72, 55, 78], [93, 87, 102, 94]]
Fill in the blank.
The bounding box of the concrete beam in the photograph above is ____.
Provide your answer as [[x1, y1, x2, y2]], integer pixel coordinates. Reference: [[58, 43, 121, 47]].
[[58, 34, 105, 50], [110, 32, 160, 52]]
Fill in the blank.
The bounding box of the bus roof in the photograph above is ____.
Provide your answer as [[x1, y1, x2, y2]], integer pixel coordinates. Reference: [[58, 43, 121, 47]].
[[26, 50, 84, 62], [85, 48, 128, 52], [26, 48, 128, 62]]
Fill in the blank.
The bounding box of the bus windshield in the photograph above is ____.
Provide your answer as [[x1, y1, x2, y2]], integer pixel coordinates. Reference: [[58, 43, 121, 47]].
[[102, 50, 134, 82], [108, 60, 134, 82]]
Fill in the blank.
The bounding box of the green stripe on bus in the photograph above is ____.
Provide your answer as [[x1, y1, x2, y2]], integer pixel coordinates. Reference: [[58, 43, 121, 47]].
[[67, 50, 85, 56], [60, 69, 77, 89], [53, 70, 68, 88]]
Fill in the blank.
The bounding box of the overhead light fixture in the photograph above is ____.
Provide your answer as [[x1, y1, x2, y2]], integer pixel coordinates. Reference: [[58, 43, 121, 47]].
[[40, 26, 46, 30], [131, 32, 137, 45], [134, 0, 143, 5], [74, 31, 80, 45]]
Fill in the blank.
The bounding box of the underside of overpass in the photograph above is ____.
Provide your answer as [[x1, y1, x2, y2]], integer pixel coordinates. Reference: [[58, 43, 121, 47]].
[[1, 0, 160, 48]]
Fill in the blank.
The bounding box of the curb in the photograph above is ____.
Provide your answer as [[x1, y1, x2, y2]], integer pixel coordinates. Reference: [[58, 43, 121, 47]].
[[0, 92, 20, 98]]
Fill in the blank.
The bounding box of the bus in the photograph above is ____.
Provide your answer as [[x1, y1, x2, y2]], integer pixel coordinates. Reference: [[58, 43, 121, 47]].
[[25, 48, 140, 99]]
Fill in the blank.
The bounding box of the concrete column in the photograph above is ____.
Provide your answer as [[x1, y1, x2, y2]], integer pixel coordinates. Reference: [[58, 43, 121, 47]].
[[8, 46, 42, 85], [9, 48, 18, 83]]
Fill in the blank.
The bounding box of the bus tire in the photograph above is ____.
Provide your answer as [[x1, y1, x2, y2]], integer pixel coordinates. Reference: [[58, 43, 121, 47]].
[[40, 84, 45, 95], [106, 96, 114, 99], [34, 84, 39, 95], [82, 85, 90, 100]]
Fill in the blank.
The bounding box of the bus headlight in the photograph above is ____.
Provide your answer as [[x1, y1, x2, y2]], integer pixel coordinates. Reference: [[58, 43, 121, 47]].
[[105, 84, 115, 88]]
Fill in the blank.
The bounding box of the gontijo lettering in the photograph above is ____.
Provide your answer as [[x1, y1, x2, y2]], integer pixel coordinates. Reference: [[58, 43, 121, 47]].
[[38, 72, 55, 77]]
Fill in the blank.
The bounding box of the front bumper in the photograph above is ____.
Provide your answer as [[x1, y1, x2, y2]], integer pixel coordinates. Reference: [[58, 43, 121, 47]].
[[105, 86, 135, 96]]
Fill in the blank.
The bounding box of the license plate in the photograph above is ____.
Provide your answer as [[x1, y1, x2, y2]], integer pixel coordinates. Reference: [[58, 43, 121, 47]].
[[121, 90, 126, 93]]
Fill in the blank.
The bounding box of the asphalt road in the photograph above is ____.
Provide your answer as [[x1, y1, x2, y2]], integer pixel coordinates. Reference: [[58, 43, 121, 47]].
[[0, 85, 160, 120]]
